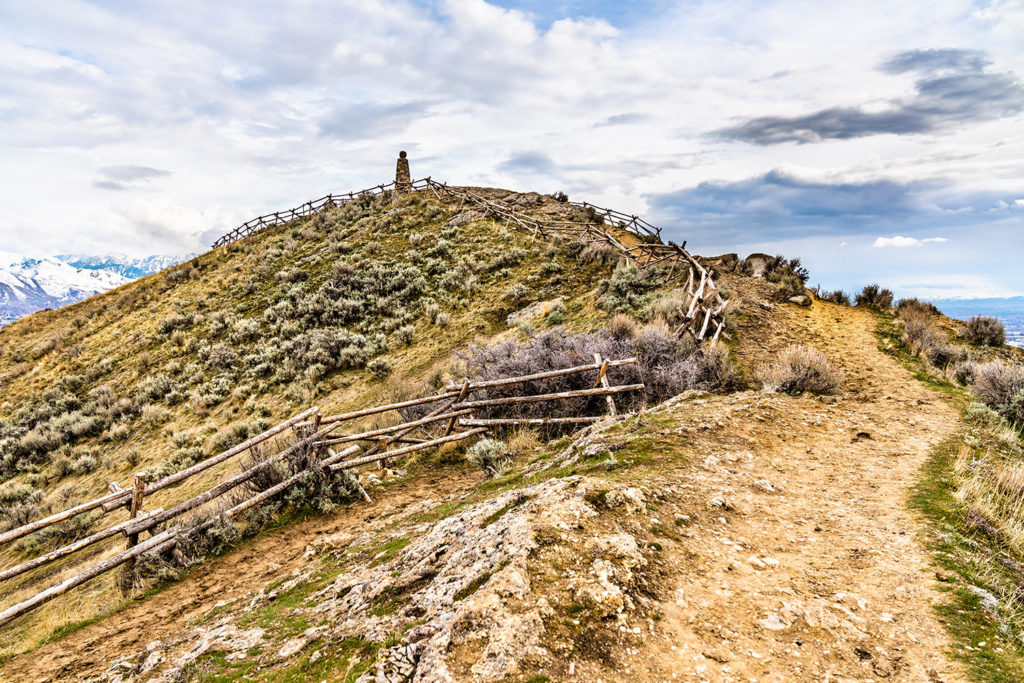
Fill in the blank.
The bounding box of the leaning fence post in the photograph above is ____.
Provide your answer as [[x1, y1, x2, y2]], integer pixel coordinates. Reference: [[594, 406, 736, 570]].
[[121, 473, 146, 587], [445, 381, 471, 436]]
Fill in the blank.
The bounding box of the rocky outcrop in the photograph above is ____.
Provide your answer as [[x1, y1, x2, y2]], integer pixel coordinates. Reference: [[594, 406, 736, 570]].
[[100, 474, 654, 682]]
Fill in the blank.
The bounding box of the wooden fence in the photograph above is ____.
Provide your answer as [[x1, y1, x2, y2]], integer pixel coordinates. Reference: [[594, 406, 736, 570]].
[[0, 357, 639, 630], [210, 178, 435, 248], [421, 181, 729, 346]]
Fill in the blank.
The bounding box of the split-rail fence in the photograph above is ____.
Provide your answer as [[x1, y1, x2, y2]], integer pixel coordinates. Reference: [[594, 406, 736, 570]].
[[0, 356, 639, 630]]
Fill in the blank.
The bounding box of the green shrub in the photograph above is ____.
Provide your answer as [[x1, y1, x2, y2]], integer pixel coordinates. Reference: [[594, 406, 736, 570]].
[[395, 325, 415, 345], [367, 358, 393, 379], [963, 316, 1006, 347], [971, 361, 1024, 424], [855, 284, 894, 310], [598, 262, 661, 313], [505, 283, 529, 304], [465, 439, 511, 477], [775, 273, 805, 300]]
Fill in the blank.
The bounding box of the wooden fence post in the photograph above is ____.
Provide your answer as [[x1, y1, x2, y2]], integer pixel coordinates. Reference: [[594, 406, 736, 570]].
[[444, 381, 470, 436], [121, 473, 146, 588], [593, 354, 617, 416]]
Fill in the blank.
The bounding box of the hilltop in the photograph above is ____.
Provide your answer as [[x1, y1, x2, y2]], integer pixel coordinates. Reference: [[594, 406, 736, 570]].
[[0, 182, 1022, 682]]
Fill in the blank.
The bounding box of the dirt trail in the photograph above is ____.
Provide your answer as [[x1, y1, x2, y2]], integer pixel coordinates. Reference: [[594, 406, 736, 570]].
[[624, 301, 965, 681], [1, 470, 478, 682]]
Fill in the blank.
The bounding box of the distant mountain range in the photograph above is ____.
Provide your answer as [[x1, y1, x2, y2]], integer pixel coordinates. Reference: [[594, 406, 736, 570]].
[[0, 254, 190, 327]]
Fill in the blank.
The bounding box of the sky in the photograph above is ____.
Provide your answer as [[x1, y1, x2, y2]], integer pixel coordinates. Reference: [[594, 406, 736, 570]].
[[0, 0, 1022, 299]]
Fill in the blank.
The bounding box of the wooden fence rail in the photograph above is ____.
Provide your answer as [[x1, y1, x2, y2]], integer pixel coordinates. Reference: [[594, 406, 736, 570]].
[[0, 358, 640, 631]]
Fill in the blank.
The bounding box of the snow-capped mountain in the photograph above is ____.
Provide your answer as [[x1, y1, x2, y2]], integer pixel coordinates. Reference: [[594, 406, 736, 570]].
[[0, 253, 188, 327], [56, 254, 191, 279]]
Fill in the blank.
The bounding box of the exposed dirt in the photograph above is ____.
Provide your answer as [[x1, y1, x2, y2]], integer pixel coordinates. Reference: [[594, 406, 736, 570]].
[[1, 292, 969, 682], [578, 295, 967, 681]]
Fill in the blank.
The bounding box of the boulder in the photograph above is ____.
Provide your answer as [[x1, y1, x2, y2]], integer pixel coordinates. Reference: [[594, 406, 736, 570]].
[[743, 253, 773, 278]]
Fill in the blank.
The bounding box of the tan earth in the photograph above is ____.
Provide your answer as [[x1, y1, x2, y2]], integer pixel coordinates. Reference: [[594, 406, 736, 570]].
[[0, 295, 968, 682], [600, 297, 966, 682]]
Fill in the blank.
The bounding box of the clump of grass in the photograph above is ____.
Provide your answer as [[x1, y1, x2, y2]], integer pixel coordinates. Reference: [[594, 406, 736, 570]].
[[757, 344, 843, 395], [465, 439, 511, 477]]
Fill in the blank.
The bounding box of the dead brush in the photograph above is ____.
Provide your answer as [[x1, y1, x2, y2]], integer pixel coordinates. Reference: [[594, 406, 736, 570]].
[[898, 304, 965, 369], [971, 361, 1024, 425], [758, 344, 843, 396]]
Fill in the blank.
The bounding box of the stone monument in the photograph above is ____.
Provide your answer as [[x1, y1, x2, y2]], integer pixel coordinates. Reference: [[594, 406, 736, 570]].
[[395, 151, 411, 193]]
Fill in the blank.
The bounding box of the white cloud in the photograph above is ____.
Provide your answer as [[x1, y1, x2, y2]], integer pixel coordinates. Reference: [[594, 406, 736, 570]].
[[0, 0, 1018, 302], [873, 235, 948, 247]]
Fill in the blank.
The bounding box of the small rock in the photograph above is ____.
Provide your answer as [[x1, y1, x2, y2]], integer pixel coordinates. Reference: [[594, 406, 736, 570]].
[[787, 295, 812, 307], [604, 487, 647, 514], [969, 585, 999, 615], [708, 496, 735, 511], [761, 615, 788, 630]]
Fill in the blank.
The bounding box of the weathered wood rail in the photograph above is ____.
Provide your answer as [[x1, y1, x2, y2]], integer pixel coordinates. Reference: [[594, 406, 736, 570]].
[[0, 358, 640, 630], [211, 178, 435, 248], [421, 180, 729, 346]]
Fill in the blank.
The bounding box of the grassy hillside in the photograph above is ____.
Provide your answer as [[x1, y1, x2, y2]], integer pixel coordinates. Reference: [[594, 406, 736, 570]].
[[3, 187, 1024, 681], [0, 188, 732, 654]]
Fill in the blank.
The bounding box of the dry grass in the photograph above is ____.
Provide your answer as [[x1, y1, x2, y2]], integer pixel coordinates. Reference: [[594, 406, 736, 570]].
[[757, 344, 843, 395], [953, 404, 1024, 555]]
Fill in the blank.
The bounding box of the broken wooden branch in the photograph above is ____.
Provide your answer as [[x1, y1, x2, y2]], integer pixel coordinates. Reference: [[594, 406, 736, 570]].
[[443, 358, 637, 392], [0, 489, 131, 547], [147, 407, 319, 495], [458, 417, 602, 427], [0, 507, 163, 584], [330, 428, 488, 472], [315, 409, 474, 446]]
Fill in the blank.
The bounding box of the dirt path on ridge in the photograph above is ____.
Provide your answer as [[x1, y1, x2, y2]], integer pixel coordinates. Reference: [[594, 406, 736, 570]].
[[616, 300, 966, 681]]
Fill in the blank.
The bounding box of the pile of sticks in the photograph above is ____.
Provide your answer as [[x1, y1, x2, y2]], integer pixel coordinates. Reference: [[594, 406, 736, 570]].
[[0, 357, 639, 630]]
